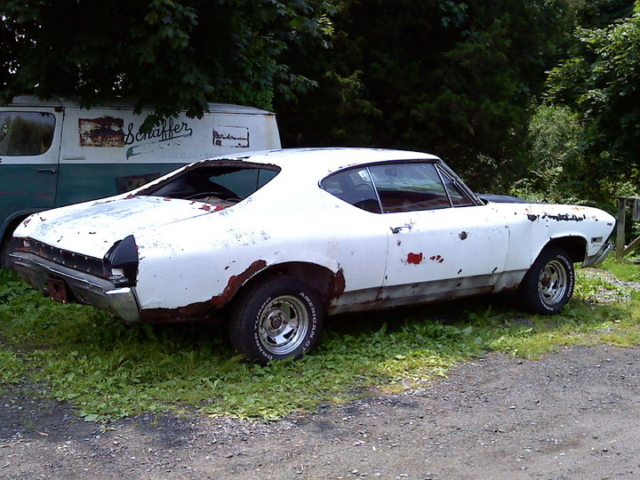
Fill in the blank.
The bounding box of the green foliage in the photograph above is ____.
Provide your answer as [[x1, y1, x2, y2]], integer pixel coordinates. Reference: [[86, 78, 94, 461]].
[[1, 266, 638, 422], [513, 103, 585, 203], [602, 257, 640, 282], [0, 0, 635, 204], [572, 0, 636, 28], [0, 0, 334, 118], [276, 0, 574, 192], [513, 102, 638, 210], [0, 349, 24, 388], [545, 12, 640, 203]]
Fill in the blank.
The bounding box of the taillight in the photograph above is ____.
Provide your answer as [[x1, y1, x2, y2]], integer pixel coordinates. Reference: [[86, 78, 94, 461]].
[[103, 235, 139, 287]]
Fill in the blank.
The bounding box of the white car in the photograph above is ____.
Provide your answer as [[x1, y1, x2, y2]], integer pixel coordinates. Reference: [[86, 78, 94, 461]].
[[10, 148, 615, 363]]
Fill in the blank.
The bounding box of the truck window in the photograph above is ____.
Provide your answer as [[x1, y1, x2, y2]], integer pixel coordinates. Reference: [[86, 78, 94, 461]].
[[0, 112, 56, 156]]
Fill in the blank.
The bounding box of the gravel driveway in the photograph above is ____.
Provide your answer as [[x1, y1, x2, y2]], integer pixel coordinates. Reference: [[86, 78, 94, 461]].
[[1, 344, 638, 479]]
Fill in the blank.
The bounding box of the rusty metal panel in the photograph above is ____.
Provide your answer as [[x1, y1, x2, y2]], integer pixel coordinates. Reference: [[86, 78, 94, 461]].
[[79, 116, 125, 147], [212, 126, 250, 148]]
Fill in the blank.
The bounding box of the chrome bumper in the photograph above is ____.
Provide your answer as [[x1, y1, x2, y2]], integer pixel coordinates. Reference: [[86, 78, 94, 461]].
[[583, 241, 614, 268], [11, 252, 141, 322]]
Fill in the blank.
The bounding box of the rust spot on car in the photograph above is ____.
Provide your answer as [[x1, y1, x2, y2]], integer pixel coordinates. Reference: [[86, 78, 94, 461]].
[[459, 231, 468, 240], [332, 268, 346, 298], [527, 214, 538, 221], [139, 260, 267, 323], [210, 259, 268, 308], [407, 252, 423, 265], [139, 302, 213, 323], [543, 213, 586, 222], [430, 255, 444, 264], [198, 204, 226, 212]]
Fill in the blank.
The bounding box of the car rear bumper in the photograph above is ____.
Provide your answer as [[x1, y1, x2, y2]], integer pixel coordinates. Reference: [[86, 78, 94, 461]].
[[11, 252, 141, 322]]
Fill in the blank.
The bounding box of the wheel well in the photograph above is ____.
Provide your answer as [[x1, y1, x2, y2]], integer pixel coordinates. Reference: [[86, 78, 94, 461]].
[[238, 262, 343, 311], [1, 214, 33, 246], [1, 216, 28, 267], [544, 237, 587, 263]]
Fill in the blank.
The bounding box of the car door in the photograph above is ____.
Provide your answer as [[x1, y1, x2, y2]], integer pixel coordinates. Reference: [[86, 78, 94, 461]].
[[0, 108, 62, 227], [369, 162, 510, 302]]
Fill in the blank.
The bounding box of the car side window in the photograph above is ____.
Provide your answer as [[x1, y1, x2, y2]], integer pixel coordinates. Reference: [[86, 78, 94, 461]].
[[368, 162, 452, 212], [320, 168, 382, 213], [0, 112, 56, 156], [439, 167, 477, 207]]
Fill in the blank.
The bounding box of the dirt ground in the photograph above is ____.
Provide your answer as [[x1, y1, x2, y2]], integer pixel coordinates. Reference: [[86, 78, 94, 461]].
[[1, 343, 639, 480]]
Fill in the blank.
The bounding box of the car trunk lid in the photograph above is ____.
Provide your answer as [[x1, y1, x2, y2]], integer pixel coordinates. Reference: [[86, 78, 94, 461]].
[[16, 196, 220, 259]]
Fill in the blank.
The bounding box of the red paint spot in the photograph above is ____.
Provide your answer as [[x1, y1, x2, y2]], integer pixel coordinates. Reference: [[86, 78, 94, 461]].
[[430, 255, 444, 264], [199, 204, 225, 212], [407, 252, 423, 265]]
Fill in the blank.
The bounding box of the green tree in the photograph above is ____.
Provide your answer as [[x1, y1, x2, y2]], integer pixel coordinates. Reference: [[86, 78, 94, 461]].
[[571, 0, 636, 28], [546, 11, 640, 201], [276, 0, 574, 192], [0, 0, 333, 120], [514, 103, 587, 203]]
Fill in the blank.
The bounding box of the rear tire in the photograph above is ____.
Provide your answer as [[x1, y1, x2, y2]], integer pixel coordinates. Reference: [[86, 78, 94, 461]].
[[229, 276, 324, 365], [518, 247, 575, 315]]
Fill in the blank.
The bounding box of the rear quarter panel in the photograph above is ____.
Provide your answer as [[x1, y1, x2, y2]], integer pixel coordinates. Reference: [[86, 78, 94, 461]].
[[130, 181, 387, 313]]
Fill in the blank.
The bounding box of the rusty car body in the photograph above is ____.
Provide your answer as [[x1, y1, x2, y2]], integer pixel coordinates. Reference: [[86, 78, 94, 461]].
[[10, 148, 615, 363]]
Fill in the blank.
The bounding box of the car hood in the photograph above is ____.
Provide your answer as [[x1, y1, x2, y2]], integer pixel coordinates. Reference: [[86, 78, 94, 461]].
[[15, 196, 218, 259]]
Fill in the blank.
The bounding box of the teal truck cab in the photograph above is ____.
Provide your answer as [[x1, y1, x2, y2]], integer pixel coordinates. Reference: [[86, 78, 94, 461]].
[[0, 96, 280, 266]]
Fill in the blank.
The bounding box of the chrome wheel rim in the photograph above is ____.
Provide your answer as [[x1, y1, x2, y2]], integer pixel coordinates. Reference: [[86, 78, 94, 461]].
[[538, 260, 568, 307], [258, 295, 310, 356]]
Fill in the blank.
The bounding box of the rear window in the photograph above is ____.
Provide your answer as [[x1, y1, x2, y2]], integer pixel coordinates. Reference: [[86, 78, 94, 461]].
[[0, 111, 56, 156], [140, 163, 280, 208]]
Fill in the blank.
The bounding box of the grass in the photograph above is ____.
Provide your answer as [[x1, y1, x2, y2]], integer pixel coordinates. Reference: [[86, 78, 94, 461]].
[[0, 256, 638, 422]]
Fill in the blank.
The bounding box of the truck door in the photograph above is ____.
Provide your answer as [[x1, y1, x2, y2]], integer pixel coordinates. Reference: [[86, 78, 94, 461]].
[[0, 108, 63, 229]]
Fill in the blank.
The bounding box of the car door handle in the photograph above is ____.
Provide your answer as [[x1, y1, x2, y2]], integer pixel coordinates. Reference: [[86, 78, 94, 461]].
[[390, 225, 412, 234], [36, 168, 57, 174]]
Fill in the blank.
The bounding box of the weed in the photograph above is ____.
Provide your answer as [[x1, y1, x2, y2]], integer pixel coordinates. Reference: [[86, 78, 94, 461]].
[[0, 264, 638, 422]]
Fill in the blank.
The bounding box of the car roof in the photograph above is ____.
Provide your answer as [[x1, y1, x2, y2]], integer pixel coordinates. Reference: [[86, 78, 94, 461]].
[[194, 147, 441, 177]]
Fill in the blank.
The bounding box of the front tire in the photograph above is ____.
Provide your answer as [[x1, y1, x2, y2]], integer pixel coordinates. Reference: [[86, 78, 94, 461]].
[[229, 277, 324, 364], [518, 247, 575, 315]]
